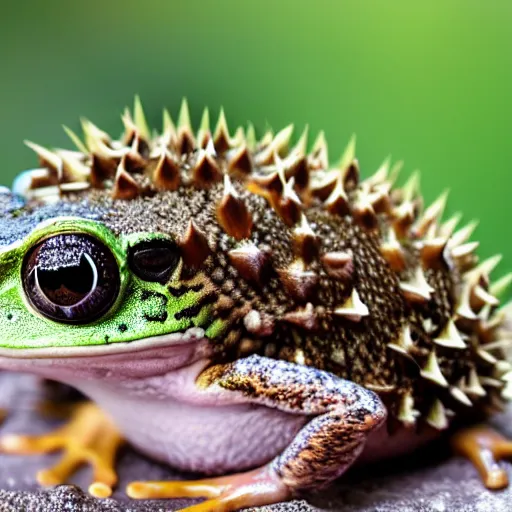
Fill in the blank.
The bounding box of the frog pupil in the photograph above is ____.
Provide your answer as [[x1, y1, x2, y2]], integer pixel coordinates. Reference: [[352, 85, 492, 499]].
[[35, 253, 96, 307]]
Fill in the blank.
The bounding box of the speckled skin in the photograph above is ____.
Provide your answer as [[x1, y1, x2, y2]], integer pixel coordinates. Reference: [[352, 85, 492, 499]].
[[0, 100, 510, 506]]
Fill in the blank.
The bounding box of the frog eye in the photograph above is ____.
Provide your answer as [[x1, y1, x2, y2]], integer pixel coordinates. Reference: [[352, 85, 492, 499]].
[[128, 239, 180, 283], [22, 234, 120, 324]]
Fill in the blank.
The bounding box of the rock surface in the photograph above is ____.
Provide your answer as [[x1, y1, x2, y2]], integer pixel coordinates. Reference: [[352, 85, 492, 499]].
[[1, 372, 512, 512]]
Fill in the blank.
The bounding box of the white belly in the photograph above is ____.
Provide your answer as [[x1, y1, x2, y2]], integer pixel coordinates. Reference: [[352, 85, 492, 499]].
[[76, 379, 307, 474]]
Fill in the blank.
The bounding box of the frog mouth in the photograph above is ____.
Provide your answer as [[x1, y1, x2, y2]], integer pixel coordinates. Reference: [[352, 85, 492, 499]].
[[0, 326, 208, 359]]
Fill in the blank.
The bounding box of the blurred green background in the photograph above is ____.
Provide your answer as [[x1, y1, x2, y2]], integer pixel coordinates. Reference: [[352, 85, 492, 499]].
[[1, 1, 511, 274]]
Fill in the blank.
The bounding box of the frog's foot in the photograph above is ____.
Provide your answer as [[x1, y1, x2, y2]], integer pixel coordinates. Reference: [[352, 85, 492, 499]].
[[128, 355, 386, 511], [451, 425, 512, 489], [127, 465, 290, 512], [0, 401, 124, 498]]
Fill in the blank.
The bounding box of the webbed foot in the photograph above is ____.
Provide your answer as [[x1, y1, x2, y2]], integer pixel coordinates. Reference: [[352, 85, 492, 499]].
[[451, 425, 512, 489], [127, 465, 290, 512], [0, 401, 124, 498]]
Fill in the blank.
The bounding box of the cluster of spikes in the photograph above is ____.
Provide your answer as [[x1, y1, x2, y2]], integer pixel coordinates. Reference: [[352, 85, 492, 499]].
[[18, 97, 512, 430]]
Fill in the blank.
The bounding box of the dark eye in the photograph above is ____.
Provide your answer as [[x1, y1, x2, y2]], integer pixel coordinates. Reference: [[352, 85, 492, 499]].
[[128, 239, 180, 283], [22, 234, 120, 324]]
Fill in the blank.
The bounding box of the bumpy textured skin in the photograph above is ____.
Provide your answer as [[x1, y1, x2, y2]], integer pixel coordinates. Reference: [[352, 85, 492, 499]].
[[1, 98, 511, 434]]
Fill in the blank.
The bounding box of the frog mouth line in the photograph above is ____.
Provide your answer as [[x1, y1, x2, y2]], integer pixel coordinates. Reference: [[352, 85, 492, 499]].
[[0, 326, 207, 359]]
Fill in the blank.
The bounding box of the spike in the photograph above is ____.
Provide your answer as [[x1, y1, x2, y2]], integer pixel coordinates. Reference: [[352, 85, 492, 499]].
[[153, 151, 181, 190], [392, 201, 416, 238], [420, 351, 448, 387], [472, 285, 500, 308], [192, 149, 222, 187], [291, 125, 309, 157], [133, 96, 151, 141], [503, 379, 512, 401], [450, 382, 472, 407], [179, 220, 212, 268], [321, 251, 354, 280], [398, 392, 420, 427], [324, 177, 350, 216], [160, 108, 177, 147], [277, 260, 319, 302], [434, 320, 467, 349], [246, 123, 257, 151], [490, 273, 512, 299], [480, 338, 512, 351], [123, 145, 147, 173], [477, 348, 498, 365], [259, 129, 274, 148], [366, 183, 392, 214], [456, 284, 478, 321], [243, 310, 275, 337], [63, 126, 88, 154], [176, 98, 195, 154], [232, 126, 245, 147], [353, 195, 378, 231], [281, 153, 309, 190], [58, 151, 90, 183], [80, 118, 111, 153], [420, 238, 449, 270], [163, 108, 176, 134], [88, 154, 117, 188], [451, 241, 479, 259], [449, 221, 478, 248], [247, 171, 284, 199], [387, 324, 415, 356], [197, 107, 211, 148], [217, 175, 253, 240], [213, 108, 232, 153], [274, 177, 302, 227], [112, 157, 141, 200], [464, 368, 486, 397], [380, 229, 407, 272], [334, 288, 369, 322], [399, 267, 434, 304], [414, 190, 449, 238], [466, 255, 502, 283], [365, 157, 390, 187], [254, 125, 294, 166], [388, 160, 403, 185], [337, 134, 356, 175], [228, 244, 270, 286], [177, 98, 192, 132], [309, 131, 328, 170], [227, 144, 253, 176], [339, 149, 359, 191], [401, 171, 421, 202], [440, 212, 462, 238], [310, 169, 338, 199], [281, 303, 317, 331], [479, 377, 505, 389], [426, 399, 449, 430], [24, 141, 62, 178], [292, 214, 319, 264]]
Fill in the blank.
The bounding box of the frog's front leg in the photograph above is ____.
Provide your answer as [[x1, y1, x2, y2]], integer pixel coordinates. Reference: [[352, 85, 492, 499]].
[[128, 354, 387, 511], [0, 401, 124, 498]]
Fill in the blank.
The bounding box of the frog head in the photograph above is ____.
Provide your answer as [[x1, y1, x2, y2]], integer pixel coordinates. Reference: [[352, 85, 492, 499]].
[[0, 188, 226, 358]]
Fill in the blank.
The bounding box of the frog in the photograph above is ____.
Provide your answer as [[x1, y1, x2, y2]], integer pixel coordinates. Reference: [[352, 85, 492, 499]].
[[0, 97, 512, 512]]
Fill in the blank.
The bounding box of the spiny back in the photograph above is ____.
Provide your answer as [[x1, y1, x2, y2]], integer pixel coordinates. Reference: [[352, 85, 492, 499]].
[[7, 97, 512, 431]]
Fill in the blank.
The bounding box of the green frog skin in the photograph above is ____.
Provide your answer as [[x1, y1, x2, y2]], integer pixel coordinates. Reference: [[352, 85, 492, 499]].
[[0, 98, 512, 511]]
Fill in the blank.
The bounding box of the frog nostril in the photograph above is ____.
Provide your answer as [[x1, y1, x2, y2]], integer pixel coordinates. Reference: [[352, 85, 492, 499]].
[[128, 239, 180, 284]]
